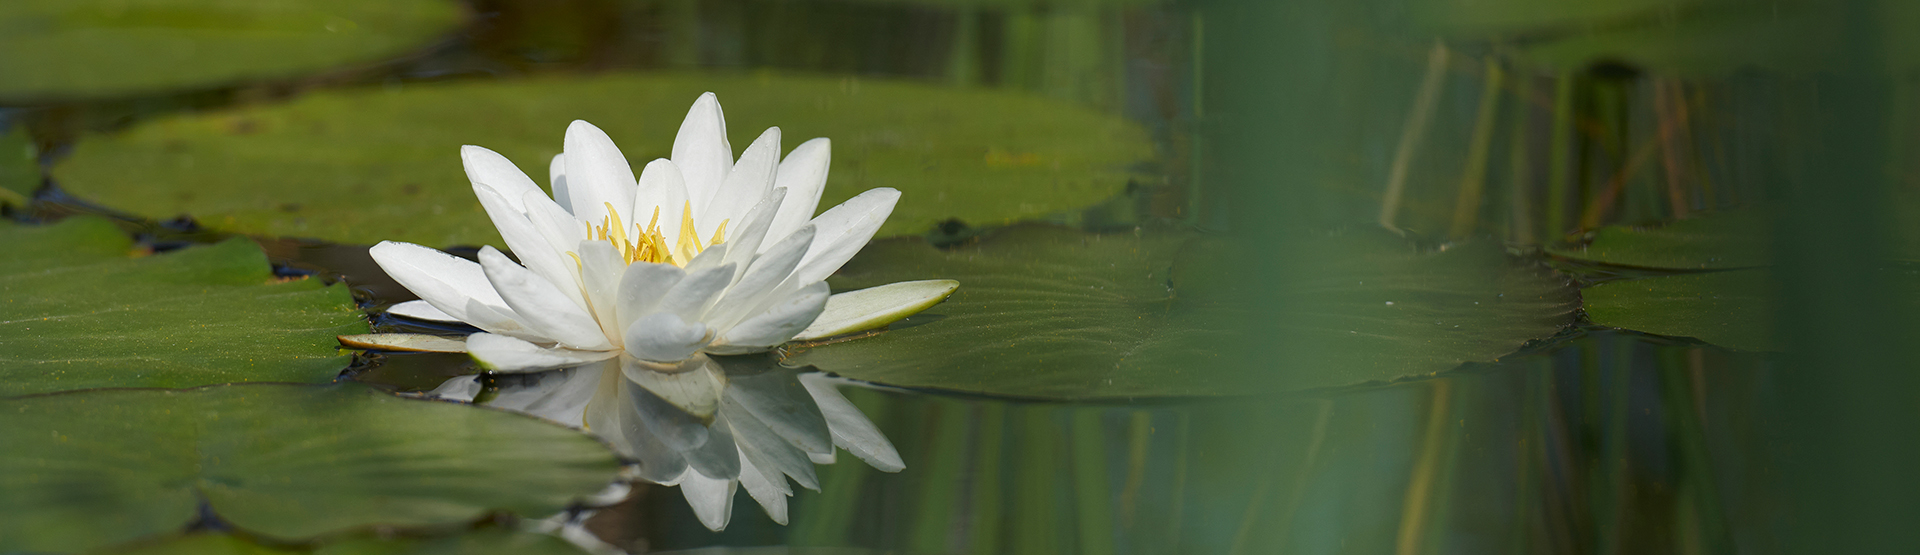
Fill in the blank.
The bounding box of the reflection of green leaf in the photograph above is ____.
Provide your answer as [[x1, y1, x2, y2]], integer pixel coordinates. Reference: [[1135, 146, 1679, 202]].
[[783, 225, 1577, 399], [0, 384, 619, 554], [1584, 270, 1774, 351], [57, 72, 1155, 247], [0, 0, 463, 101], [100, 534, 289, 555], [0, 217, 367, 396], [1549, 210, 1767, 269]]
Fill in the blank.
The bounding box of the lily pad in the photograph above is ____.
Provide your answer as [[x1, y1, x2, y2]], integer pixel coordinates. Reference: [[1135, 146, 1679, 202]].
[[1584, 264, 1920, 351], [0, 217, 367, 396], [1584, 270, 1774, 351], [782, 225, 1578, 399], [0, 124, 35, 204], [98, 529, 591, 555], [0, 383, 620, 553], [1511, 2, 1836, 76], [0, 0, 464, 102], [56, 72, 1155, 248], [1548, 210, 1768, 270], [1409, 0, 1698, 35]]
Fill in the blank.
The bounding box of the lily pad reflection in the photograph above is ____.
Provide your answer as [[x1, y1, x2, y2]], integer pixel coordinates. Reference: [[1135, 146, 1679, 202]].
[[426, 354, 902, 531]]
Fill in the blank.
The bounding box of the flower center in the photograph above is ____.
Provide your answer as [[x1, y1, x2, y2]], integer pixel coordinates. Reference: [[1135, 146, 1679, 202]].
[[589, 201, 727, 267]]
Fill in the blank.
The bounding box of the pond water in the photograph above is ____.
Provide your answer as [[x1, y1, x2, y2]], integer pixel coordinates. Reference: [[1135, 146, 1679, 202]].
[[3, 0, 1917, 554]]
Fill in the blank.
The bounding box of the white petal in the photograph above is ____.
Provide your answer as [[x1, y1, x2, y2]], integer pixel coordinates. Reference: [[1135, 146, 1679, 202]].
[[337, 333, 467, 353], [463, 299, 543, 341], [766, 137, 831, 246], [521, 190, 588, 261], [368, 241, 504, 325], [632, 158, 691, 248], [723, 394, 819, 490], [720, 187, 787, 271], [386, 300, 458, 322], [736, 449, 790, 525], [479, 247, 614, 351], [475, 185, 586, 311], [809, 450, 837, 465], [574, 240, 626, 345], [678, 467, 737, 532], [682, 242, 732, 276], [672, 92, 733, 212], [466, 332, 617, 373], [563, 120, 638, 225], [725, 365, 833, 455], [792, 279, 959, 341], [548, 153, 573, 215], [793, 188, 899, 284], [707, 225, 814, 329], [623, 312, 713, 363], [462, 145, 544, 213], [701, 127, 780, 240], [800, 374, 905, 472], [710, 281, 829, 354], [482, 363, 606, 426], [656, 263, 735, 321], [615, 262, 685, 333], [621, 354, 728, 420]]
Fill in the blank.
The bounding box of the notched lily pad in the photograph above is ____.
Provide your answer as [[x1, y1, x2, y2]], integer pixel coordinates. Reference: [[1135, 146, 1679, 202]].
[[1549, 210, 1768, 270], [56, 72, 1156, 248], [0, 383, 620, 554], [0, 217, 368, 396], [1583, 270, 1773, 351], [782, 225, 1578, 399], [0, 0, 465, 101]]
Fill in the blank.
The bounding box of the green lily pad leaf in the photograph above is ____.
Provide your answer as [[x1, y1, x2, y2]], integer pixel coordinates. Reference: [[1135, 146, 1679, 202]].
[[782, 225, 1578, 399], [56, 72, 1155, 248], [1513, 2, 1836, 76], [0, 124, 35, 205], [1585, 264, 1920, 351], [95, 534, 291, 555], [1548, 210, 1767, 270], [1410, 0, 1699, 35], [315, 528, 590, 555], [0, 383, 620, 554], [0, 0, 464, 101], [1584, 270, 1773, 351], [0, 217, 367, 396]]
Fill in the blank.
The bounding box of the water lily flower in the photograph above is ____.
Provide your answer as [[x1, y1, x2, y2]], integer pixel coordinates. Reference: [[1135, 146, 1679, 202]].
[[366, 93, 955, 372], [426, 356, 901, 531]]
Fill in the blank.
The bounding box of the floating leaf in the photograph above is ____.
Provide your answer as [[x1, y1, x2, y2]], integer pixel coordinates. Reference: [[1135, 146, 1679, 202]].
[[0, 217, 367, 396], [1409, 0, 1698, 35], [56, 72, 1155, 247], [1549, 210, 1767, 270], [1584, 264, 1920, 351], [1511, 2, 1836, 76], [0, 383, 620, 553], [1584, 270, 1774, 351], [339, 333, 468, 353], [782, 225, 1578, 399], [0, 0, 464, 101], [0, 125, 35, 205], [97, 529, 590, 555]]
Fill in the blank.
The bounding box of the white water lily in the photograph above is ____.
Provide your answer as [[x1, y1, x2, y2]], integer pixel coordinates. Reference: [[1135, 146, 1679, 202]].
[[367, 93, 954, 372]]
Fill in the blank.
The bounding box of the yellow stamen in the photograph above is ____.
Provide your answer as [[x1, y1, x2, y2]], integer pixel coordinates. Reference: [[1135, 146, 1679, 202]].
[[577, 202, 728, 268]]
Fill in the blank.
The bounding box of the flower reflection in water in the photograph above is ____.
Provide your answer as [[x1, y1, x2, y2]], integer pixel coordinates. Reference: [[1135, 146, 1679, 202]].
[[426, 354, 900, 531]]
